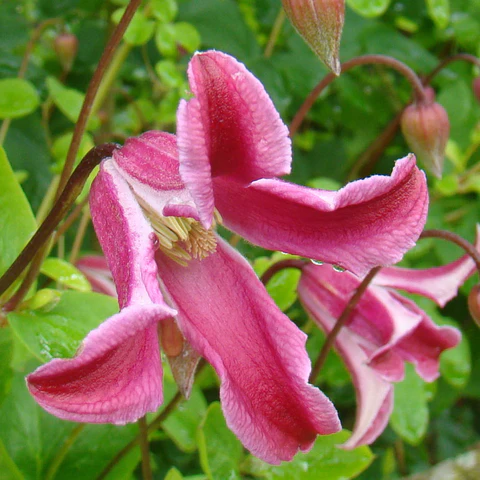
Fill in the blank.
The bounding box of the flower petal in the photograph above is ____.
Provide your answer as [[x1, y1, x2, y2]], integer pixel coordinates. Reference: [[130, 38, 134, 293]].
[[374, 225, 480, 307], [387, 293, 461, 382], [27, 303, 175, 424], [214, 155, 428, 276], [112, 131, 199, 221], [76, 255, 117, 297], [90, 160, 165, 308], [178, 50, 292, 227], [155, 238, 340, 464], [298, 268, 393, 449]]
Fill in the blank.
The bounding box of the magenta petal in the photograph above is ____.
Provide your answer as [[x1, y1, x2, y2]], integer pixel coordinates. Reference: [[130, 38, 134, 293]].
[[374, 225, 480, 307], [214, 155, 428, 276], [178, 50, 292, 227], [90, 161, 165, 308], [156, 238, 340, 464], [27, 303, 175, 424], [298, 271, 393, 449], [76, 255, 117, 297], [389, 293, 461, 381]]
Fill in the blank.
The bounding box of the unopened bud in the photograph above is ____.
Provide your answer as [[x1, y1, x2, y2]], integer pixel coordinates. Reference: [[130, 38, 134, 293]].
[[282, 0, 344, 75], [401, 101, 450, 178], [54, 33, 78, 71], [24, 288, 62, 312], [468, 284, 480, 327], [473, 77, 480, 104]]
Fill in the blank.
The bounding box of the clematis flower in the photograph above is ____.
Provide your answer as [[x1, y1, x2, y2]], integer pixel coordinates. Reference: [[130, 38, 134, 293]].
[[298, 232, 479, 449], [76, 255, 117, 297], [28, 50, 428, 463]]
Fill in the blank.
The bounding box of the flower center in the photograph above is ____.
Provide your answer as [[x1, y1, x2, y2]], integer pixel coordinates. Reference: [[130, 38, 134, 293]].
[[140, 199, 221, 266]]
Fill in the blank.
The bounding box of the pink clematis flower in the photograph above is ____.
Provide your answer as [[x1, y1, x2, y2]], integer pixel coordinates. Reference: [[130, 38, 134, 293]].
[[28, 51, 428, 463], [298, 233, 479, 449], [76, 255, 117, 297]]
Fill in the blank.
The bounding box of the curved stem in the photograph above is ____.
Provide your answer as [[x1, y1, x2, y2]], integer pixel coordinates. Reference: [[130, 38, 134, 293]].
[[44, 424, 85, 480], [68, 207, 91, 265], [264, 8, 286, 58], [55, 0, 141, 200], [420, 229, 480, 276], [290, 54, 426, 137], [309, 266, 381, 384], [138, 417, 152, 480], [0, 143, 118, 303], [260, 259, 307, 285], [424, 53, 480, 85]]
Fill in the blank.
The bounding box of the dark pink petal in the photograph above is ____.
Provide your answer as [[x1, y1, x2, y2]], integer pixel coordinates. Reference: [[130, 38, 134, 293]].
[[90, 161, 165, 308], [178, 50, 292, 227], [156, 238, 340, 464], [298, 269, 393, 449], [112, 131, 199, 221], [27, 303, 175, 424], [214, 155, 428, 276], [374, 225, 480, 307], [387, 293, 461, 382], [76, 255, 117, 297]]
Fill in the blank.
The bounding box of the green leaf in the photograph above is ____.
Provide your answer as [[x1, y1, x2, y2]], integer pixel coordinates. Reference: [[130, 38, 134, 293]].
[[173, 22, 201, 53], [346, 0, 392, 17], [162, 381, 207, 452], [8, 291, 118, 362], [197, 402, 243, 480], [155, 23, 178, 57], [253, 254, 300, 311], [426, 0, 450, 29], [0, 328, 14, 407], [51, 132, 94, 173], [151, 0, 178, 23], [40, 258, 91, 292], [111, 9, 155, 45], [46, 77, 99, 130], [165, 467, 184, 480], [0, 147, 36, 278], [0, 78, 39, 119], [390, 364, 429, 445], [155, 60, 185, 88], [243, 430, 373, 479]]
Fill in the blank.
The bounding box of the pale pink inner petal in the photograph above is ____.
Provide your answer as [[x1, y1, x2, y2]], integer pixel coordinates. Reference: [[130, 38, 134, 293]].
[[155, 238, 340, 464], [90, 161, 165, 308], [76, 255, 117, 297], [214, 155, 428, 276], [27, 303, 175, 424], [178, 50, 292, 227], [298, 275, 393, 449]]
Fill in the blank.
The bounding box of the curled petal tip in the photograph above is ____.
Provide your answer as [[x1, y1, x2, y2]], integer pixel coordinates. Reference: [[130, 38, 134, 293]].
[[282, 0, 345, 74]]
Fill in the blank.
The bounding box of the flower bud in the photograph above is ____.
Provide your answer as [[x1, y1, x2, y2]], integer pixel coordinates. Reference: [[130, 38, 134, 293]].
[[400, 100, 450, 178], [473, 77, 480, 104], [468, 284, 480, 327], [54, 33, 78, 71], [282, 0, 344, 75]]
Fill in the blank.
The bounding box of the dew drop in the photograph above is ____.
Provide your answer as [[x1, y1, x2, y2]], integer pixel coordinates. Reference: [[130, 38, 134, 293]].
[[310, 259, 324, 265], [149, 232, 160, 249], [332, 264, 346, 272]]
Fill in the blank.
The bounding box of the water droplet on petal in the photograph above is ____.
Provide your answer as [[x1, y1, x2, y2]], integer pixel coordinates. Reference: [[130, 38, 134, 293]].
[[149, 232, 160, 249], [311, 259, 324, 265], [332, 264, 345, 272]]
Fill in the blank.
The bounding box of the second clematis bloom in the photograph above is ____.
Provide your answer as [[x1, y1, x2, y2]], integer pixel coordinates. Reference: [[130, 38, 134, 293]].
[[298, 234, 480, 449], [28, 50, 428, 463]]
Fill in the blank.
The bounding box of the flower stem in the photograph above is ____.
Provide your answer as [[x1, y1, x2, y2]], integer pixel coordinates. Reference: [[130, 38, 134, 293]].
[[289, 54, 427, 137], [423, 53, 480, 85], [44, 424, 85, 480], [264, 8, 286, 58], [260, 259, 307, 285], [68, 207, 91, 265], [0, 143, 118, 304], [55, 0, 141, 201], [138, 416, 153, 480], [309, 266, 381, 384], [420, 229, 480, 276]]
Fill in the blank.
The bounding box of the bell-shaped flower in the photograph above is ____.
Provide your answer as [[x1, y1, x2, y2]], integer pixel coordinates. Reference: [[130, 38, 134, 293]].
[[28, 50, 428, 464], [298, 232, 479, 449], [282, 0, 345, 74]]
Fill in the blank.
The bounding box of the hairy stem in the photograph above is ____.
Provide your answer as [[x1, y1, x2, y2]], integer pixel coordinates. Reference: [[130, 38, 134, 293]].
[[290, 54, 427, 137], [309, 266, 381, 383], [0, 143, 118, 303]]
